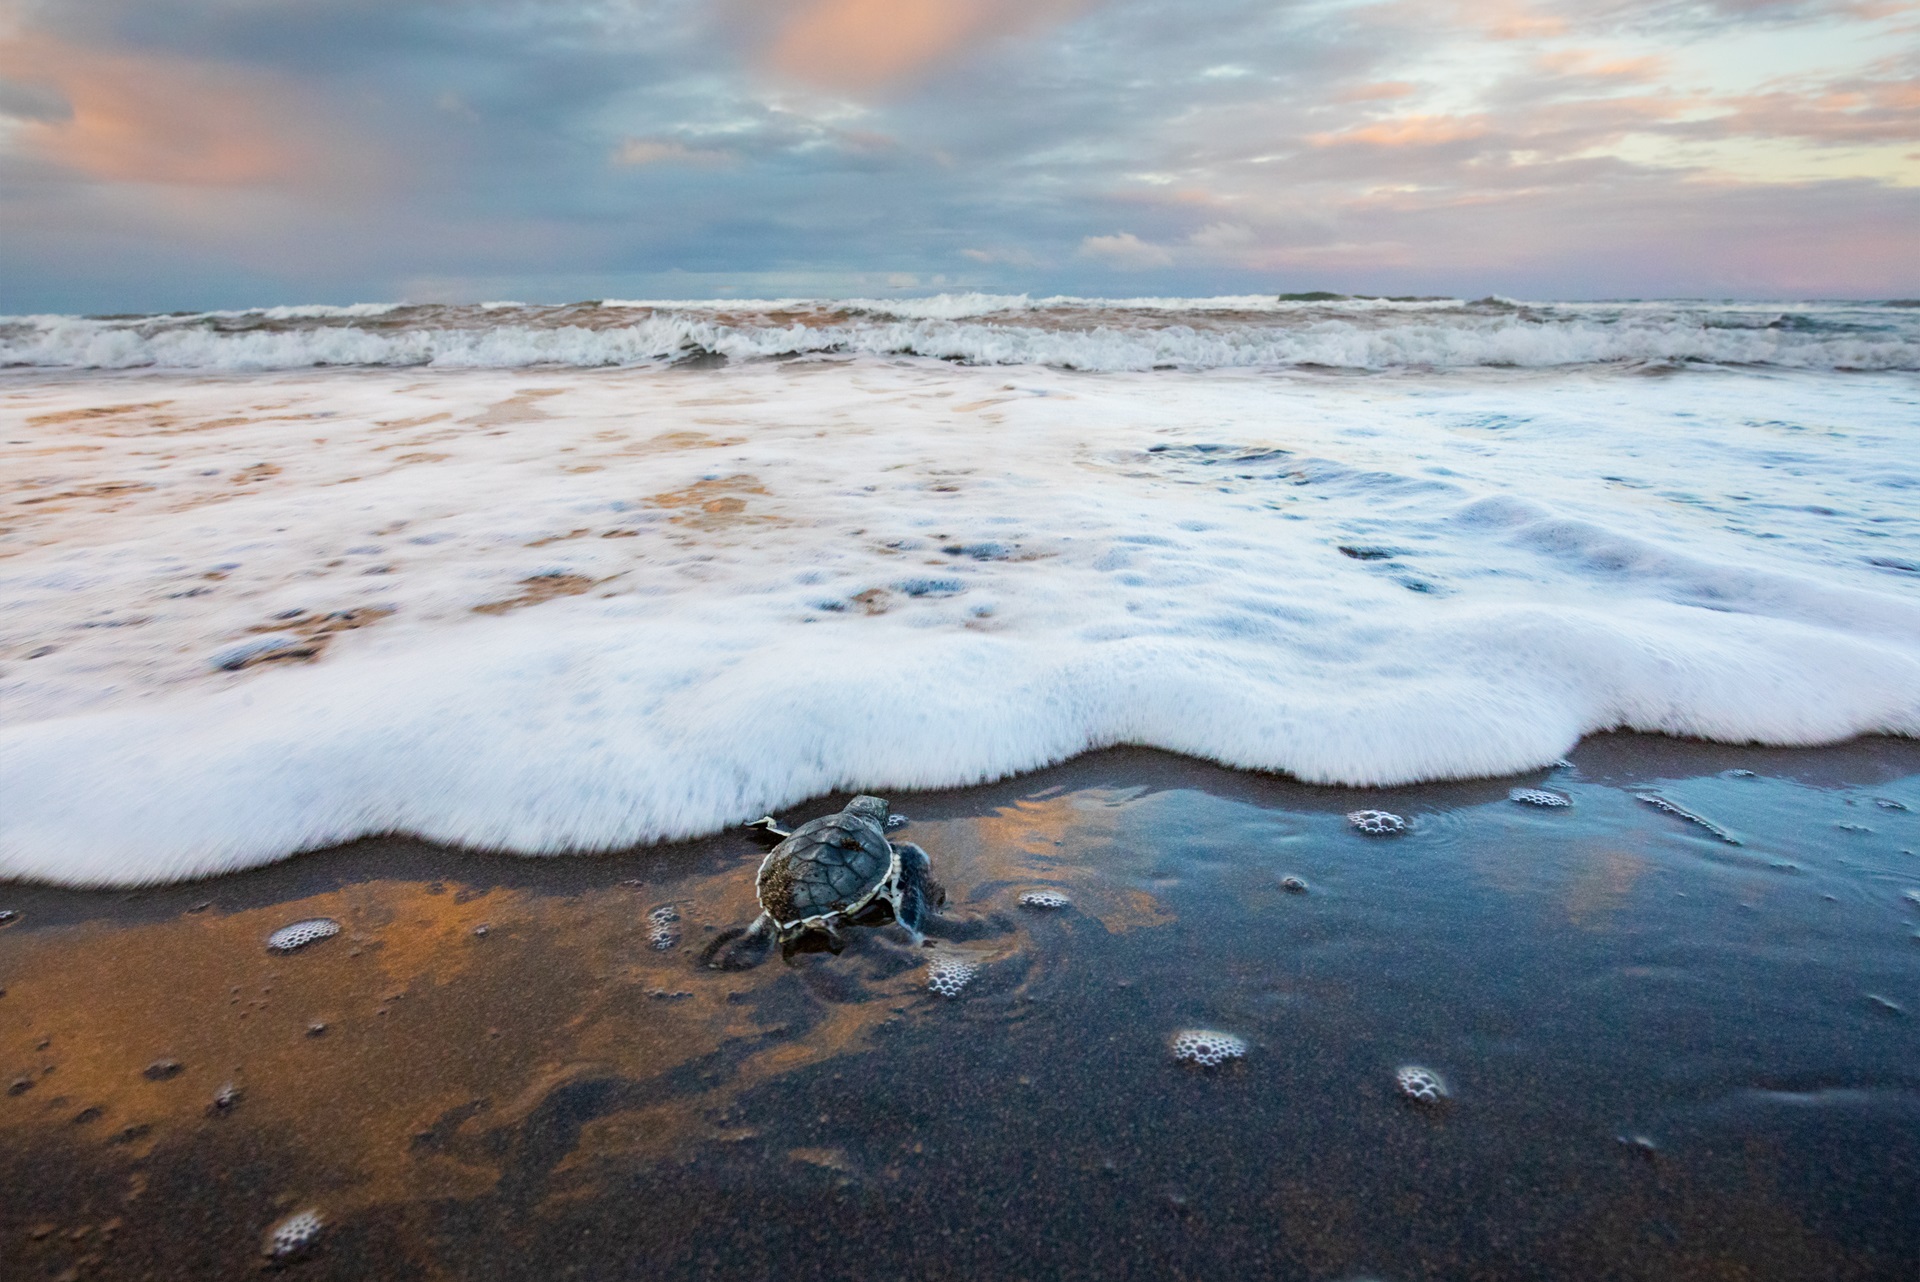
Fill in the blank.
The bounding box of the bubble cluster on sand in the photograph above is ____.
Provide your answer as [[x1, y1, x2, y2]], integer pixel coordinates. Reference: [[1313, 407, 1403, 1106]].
[[267, 918, 341, 953], [1396, 1065, 1448, 1104], [1509, 787, 1571, 807], [886, 813, 910, 830], [927, 955, 978, 997], [646, 904, 680, 950], [1635, 793, 1741, 845], [142, 1058, 184, 1081], [1019, 891, 1071, 910], [1347, 810, 1406, 835], [210, 1082, 242, 1113], [1170, 1029, 1248, 1068], [263, 1209, 325, 1259], [1281, 876, 1309, 894]]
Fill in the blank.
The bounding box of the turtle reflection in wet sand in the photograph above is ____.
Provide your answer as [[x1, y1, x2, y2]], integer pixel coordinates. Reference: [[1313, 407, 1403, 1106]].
[[703, 795, 946, 968]]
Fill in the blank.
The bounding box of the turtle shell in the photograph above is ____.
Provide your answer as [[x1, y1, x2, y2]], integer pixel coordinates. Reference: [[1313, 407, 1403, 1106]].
[[756, 805, 895, 929]]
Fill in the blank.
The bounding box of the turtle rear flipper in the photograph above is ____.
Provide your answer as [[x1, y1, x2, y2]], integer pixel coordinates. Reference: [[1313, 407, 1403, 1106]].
[[702, 915, 775, 970], [891, 842, 945, 941]]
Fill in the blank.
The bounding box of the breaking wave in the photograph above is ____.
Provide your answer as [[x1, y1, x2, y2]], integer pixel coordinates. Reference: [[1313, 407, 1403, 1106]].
[[3, 295, 1917, 373]]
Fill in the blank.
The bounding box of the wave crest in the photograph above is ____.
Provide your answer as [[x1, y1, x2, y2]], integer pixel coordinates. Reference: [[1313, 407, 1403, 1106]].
[[4, 296, 1916, 372]]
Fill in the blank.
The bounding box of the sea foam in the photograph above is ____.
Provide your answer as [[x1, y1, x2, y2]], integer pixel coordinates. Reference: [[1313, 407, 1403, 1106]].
[[1, 355, 1917, 885]]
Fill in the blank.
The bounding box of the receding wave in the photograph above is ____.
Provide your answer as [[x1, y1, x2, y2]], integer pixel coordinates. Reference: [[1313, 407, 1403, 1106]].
[[3, 296, 1917, 372]]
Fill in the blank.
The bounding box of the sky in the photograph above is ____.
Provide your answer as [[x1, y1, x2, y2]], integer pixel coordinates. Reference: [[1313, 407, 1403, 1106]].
[[1, 0, 1916, 312]]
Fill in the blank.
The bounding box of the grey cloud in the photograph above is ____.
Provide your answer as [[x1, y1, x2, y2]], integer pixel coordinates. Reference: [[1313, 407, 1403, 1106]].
[[0, 77, 71, 122], [0, 0, 1914, 311]]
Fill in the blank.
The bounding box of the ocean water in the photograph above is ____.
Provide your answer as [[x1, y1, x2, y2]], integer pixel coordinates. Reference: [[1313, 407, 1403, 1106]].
[[2, 296, 1918, 885]]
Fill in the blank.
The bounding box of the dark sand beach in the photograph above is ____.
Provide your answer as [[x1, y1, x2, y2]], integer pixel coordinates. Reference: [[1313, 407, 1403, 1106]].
[[4, 734, 1919, 1280]]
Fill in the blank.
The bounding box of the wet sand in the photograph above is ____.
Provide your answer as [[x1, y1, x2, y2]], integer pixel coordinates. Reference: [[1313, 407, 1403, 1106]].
[[3, 734, 1919, 1280]]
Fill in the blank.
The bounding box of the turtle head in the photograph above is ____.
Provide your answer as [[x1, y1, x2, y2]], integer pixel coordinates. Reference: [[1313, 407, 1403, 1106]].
[[843, 794, 890, 825]]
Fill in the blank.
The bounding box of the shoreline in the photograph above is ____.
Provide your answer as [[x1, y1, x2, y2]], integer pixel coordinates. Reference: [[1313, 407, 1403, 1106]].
[[5, 730, 1918, 901]]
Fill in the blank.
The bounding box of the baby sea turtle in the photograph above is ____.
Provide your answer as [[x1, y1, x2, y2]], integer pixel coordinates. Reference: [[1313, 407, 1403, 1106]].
[[704, 796, 944, 968]]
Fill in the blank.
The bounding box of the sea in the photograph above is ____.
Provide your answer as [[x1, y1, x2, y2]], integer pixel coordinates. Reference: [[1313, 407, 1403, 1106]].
[[3, 295, 1920, 1278], [2, 294, 1918, 885]]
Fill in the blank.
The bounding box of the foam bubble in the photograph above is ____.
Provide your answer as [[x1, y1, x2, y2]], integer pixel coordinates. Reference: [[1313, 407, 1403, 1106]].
[[1395, 1065, 1448, 1104], [1281, 876, 1309, 893], [927, 955, 978, 997], [646, 904, 680, 951], [1170, 1029, 1248, 1068], [263, 1208, 324, 1259], [1018, 891, 1072, 910], [1508, 788, 1572, 807], [1347, 810, 1407, 836], [266, 918, 341, 953]]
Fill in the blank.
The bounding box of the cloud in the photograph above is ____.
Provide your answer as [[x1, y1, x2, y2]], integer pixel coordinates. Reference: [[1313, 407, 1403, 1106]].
[[1, 0, 1917, 310], [612, 137, 733, 167], [1077, 231, 1174, 268], [1309, 114, 1493, 148], [751, 0, 1095, 91], [1187, 222, 1256, 249], [0, 35, 338, 186], [962, 245, 1045, 266]]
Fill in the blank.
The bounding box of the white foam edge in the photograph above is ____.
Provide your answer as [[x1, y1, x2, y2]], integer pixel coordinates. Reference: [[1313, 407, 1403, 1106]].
[[3, 589, 1918, 887]]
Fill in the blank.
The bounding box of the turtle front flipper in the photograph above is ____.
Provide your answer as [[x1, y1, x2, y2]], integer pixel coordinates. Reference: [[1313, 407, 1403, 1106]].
[[701, 913, 775, 970], [743, 817, 791, 848], [889, 842, 945, 942]]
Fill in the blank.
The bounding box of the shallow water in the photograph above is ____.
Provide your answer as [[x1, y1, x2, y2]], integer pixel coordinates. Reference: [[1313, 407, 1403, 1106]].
[[3, 737, 1918, 1279], [7, 357, 1920, 885]]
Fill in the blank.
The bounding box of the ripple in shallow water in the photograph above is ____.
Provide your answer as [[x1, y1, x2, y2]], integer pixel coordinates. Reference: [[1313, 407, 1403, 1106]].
[[1635, 793, 1741, 844]]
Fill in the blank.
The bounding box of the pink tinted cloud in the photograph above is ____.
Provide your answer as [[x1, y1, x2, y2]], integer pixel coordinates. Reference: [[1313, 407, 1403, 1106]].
[[1310, 114, 1493, 148], [0, 37, 350, 187], [743, 0, 1094, 91]]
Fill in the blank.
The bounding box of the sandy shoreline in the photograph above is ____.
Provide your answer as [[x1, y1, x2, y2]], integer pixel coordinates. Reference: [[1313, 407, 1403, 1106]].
[[4, 734, 1918, 1279]]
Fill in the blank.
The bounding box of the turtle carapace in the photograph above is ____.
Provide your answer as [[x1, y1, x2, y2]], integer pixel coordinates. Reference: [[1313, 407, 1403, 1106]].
[[703, 795, 943, 968]]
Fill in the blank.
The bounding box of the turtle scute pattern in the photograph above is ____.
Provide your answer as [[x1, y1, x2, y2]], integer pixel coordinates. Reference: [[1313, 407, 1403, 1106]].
[[759, 812, 893, 924]]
